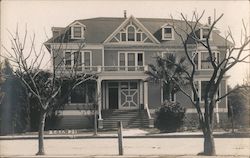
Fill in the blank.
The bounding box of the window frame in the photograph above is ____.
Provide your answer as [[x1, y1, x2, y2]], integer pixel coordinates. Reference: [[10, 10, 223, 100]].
[[119, 24, 143, 42], [71, 25, 85, 39], [161, 82, 176, 103], [192, 79, 221, 103], [64, 50, 92, 70], [199, 27, 213, 41], [118, 51, 144, 71], [195, 51, 220, 70], [162, 25, 174, 40]]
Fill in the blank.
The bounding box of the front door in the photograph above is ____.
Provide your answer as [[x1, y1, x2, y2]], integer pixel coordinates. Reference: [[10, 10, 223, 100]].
[[108, 83, 119, 109], [119, 81, 139, 109]]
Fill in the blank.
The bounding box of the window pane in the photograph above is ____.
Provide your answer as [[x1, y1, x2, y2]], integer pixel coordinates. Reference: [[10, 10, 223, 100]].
[[128, 53, 135, 71], [73, 27, 82, 38], [201, 52, 212, 69], [136, 33, 141, 41], [121, 82, 129, 89], [65, 52, 71, 69], [121, 33, 126, 41], [128, 53, 135, 66], [127, 26, 135, 41], [137, 53, 143, 66], [202, 28, 209, 39], [119, 53, 125, 70], [201, 81, 209, 101], [164, 28, 172, 38], [130, 82, 137, 89], [84, 52, 90, 66], [74, 52, 82, 71]]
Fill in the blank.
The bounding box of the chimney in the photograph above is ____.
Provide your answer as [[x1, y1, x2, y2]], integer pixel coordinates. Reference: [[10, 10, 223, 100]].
[[208, 16, 211, 25], [124, 10, 127, 18]]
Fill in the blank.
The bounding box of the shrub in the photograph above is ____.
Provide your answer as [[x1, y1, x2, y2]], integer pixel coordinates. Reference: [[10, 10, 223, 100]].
[[155, 101, 186, 132]]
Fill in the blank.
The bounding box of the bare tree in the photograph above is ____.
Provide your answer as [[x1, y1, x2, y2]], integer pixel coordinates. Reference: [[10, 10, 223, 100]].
[[166, 11, 250, 155], [1, 27, 96, 155]]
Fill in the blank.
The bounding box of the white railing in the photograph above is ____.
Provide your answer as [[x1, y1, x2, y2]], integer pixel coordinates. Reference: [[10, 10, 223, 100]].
[[56, 65, 148, 73]]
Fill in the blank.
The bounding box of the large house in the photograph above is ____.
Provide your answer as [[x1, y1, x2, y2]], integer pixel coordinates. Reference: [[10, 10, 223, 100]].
[[44, 14, 229, 129]]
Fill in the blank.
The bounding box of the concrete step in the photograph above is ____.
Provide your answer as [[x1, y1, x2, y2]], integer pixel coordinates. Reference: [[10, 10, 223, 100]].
[[102, 110, 149, 129]]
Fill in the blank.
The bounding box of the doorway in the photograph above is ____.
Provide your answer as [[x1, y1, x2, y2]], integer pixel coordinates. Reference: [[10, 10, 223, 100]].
[[108, 86, 119, 109]]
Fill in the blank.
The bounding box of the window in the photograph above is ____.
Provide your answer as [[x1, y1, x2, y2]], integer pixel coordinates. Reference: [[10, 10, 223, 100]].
[[136, 33, 142, 41], [199, 52, 220, 70], [118, 25, 143, 42], [71, 24, 85, 39], [84, 51, 91, 70], [121, 32, 126, 41], [162, 26, 174, 40], [70, 82, 96, 104], [200, 27, 211, 40], [64, 51, 91, 70], [193, 80, 220, 102], [127, 26, 135, 41], [74, 51, 82, 71], [65, 52, 71, 70], [119, 53, 125, 70], [201, 81, 209, 101], [163, 84, 176, 102], [118, 52, 144, 71]]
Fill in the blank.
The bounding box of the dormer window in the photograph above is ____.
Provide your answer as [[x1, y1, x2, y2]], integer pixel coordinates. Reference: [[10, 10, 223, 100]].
[[162, 25, 174, 40], [200, 27, 211, 40], [70, 22, 85, 39], [73, 27, 82, 38]]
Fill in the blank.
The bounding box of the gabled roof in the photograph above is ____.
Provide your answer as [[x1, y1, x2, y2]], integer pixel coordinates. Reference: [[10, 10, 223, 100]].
[[44, 16, 233, 47]]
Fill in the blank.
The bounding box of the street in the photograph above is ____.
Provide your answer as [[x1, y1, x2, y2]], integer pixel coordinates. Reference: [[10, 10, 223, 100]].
[[0, 138, 249, 157]]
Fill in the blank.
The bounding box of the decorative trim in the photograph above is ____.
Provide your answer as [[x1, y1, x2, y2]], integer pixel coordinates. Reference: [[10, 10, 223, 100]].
[[103, 15, 160, 44]]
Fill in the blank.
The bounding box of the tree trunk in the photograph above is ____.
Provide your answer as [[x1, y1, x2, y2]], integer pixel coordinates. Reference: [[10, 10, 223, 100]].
[[203, 131, 216, 156], [36, 111, 46, 155]]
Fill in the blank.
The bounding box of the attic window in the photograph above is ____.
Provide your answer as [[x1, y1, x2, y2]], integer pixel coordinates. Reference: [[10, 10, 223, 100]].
[[162, 26, 174, 40], [71, 25, 85, 39], [200, 27, 211, 40]]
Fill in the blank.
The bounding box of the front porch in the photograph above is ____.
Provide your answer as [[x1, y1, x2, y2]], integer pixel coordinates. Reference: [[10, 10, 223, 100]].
[[96, 79, 153, 129]]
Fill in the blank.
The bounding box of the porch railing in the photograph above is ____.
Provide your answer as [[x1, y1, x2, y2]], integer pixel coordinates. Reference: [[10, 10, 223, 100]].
[[56, 65, 148, 73]]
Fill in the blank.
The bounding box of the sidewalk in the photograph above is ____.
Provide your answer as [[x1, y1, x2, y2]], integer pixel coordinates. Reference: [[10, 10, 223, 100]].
[[0, 128, 249, 140], [1, 155, 249, 158]]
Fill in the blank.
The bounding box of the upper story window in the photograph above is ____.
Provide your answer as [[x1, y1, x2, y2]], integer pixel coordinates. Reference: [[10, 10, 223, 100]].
[[193, 51, 220, 70], [120, 25, 143, 42], [70, 22, 85, 39], [127, 26, 135, 41], [193, 80, 220, 102], [119, 52, 144, 71], [199, 27, 212, 40], [162, 24, 174, 40], [64, 50, 92, 71]]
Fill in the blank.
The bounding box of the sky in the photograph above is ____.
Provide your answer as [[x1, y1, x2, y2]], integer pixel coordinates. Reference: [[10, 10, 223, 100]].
[[0, 0, 249, 87]]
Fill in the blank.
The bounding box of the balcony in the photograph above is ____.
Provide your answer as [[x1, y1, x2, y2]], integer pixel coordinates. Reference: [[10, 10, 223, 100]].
[[55, 65, 148, 77]]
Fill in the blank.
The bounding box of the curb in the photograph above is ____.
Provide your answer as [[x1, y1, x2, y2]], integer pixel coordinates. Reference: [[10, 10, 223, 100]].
[[0, 133, 249, 140], [1, 155, 249, 158]]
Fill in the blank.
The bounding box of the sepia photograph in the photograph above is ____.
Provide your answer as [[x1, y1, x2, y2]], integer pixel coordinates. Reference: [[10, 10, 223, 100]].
[[0, 0, 249, 157]]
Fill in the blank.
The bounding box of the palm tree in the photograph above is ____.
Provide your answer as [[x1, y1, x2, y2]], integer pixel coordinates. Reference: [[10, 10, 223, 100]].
[[147, 53, 187, 102]]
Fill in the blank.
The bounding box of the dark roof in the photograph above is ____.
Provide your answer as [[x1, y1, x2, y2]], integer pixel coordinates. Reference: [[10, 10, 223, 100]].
[[44, 17, 232, 47]]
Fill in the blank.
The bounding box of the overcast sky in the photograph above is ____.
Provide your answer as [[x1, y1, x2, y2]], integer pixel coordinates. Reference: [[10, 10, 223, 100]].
[[1, 0, 249, 87]]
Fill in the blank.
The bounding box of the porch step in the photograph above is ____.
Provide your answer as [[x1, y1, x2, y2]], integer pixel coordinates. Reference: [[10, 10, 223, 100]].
[[102, 110, 149, 129]]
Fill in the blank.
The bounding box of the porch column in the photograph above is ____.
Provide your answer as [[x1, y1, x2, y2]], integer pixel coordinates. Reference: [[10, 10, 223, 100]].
[[97, 78, 103, 129], [139, 81, 144, 106], [144, 81, 154, 128]]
